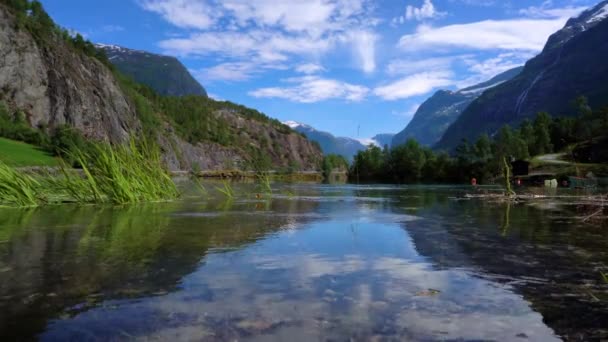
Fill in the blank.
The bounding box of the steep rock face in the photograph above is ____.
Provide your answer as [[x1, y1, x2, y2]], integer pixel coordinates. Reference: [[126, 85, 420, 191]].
[[392, 66, 523, 147], [159, 114, 322, 172], [218, 111, 321, 170], [393, 90, 473, 147], [0, 4, 322, 172], [437, 1, 608, 150], [97, 44, 208, 97], [0, 6, 138, 143]]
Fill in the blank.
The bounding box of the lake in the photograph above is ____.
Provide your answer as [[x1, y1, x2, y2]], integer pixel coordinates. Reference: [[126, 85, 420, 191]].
[[1, 183, 607, 341]]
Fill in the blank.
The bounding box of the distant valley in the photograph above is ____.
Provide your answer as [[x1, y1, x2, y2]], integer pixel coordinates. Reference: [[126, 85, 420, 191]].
[[285, 121, 393, 161]]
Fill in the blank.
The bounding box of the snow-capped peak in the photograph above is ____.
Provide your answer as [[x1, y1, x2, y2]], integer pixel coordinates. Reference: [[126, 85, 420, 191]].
[[357, 138, 380, 147], [283, 120, 303, 128], [95, 43, 126, 51]]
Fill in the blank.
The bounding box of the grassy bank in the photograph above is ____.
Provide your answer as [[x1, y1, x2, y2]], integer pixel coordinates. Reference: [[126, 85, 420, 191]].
[[0, 137, 57, 167], [0, 141, 179, 207]]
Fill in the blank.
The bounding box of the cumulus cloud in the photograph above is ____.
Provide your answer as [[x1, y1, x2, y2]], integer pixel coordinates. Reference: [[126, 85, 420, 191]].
[[249, 76, 369, 103], [139, 0, 378, 75], [159, 30, 332, 62], [406, 0, 445, 21], [138, 0, 217, 29], [393, 0, 445, 25], [373, 71, 454, 100]]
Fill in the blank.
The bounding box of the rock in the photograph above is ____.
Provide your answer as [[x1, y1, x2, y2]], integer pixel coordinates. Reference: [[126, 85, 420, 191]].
[[0, 7, 138, 143]]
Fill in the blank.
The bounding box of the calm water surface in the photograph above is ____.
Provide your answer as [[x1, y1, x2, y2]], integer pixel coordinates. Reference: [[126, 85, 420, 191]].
[[0, 184, 607, 341]]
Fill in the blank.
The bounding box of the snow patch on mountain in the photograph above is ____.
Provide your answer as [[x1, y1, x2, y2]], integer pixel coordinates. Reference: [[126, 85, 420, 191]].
[[459, 81, 506, 95], [588, 3, 608, 23], [283, 120, 302, 128], [357, 138, 379, 147]]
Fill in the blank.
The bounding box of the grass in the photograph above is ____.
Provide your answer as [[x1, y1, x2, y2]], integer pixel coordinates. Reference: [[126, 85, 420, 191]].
[[0, 140, 180, 207], [216, 180, 235, 199], [602, 272, 608, 284], [0, 137, 57, 167], [66, 140, 180, 204], [0, 160, 41, 207], [256, 172, 273, 195]]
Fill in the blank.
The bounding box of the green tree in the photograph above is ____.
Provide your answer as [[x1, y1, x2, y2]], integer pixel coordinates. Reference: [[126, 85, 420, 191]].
[[532, 112, 553, 155], [389, 139, 426, 182]]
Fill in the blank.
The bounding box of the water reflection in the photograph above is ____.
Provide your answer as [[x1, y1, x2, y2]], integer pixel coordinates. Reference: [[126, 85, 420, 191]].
[[0, 184, 606, 340]]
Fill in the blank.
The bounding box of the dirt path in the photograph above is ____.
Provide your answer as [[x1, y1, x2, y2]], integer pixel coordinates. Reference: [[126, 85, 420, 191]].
[[535, 153, 570, 165]]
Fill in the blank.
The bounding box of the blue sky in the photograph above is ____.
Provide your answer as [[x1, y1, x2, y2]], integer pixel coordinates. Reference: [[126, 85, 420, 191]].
[[40, 0, 596, 140]]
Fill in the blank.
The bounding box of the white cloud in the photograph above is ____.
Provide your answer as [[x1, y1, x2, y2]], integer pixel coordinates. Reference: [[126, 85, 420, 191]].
[[373, 71, 454, 100], [350, 30, 377, 73], [138, 0, 217, 30], [398, 17, 571, 51], [295, 63, 326, 74], [207, 93, 224, 101], [519, 2, 587, 19], [386, 55, 469, 76], [249, 76, 369, 103], [221, 0, 338, 37], [192, 61, 287, 82], [192, 62, 258, 82], [140, 0, 378, 75], [406, 0, 445, 21], [392, 0, 445, 25], [159, 30, 334, 63]]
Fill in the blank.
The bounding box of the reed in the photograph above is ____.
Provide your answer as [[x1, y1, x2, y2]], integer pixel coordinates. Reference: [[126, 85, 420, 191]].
[[216, 180, 235, 199], [0, 160, 42, 207], [1, 139, 179, 207], [68, 140, 180, 204], [256, 172, 273, 194]]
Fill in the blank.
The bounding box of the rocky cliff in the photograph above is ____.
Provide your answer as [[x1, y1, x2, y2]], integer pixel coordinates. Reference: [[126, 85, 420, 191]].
[[0, 5, 138, 143], [0, 3, 322, 171], [437, 1, 608, 150]]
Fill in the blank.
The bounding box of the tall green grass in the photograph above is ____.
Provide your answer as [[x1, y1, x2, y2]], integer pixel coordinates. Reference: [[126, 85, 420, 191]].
[[0, 160, 42, 207], [0, 140, 179, 207], [256, 172, 273, 195], [65, 140, 180, 204], [216, 180, 235, 199]]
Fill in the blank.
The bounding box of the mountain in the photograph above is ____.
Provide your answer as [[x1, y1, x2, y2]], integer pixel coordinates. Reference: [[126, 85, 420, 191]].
[[285, 121, 367, 161], [371, 134, 395, 148], [0, 3, 321, 171], [96, 44, 208, 97], [437, 1, 608, 150], [392, 66, 523, 147]]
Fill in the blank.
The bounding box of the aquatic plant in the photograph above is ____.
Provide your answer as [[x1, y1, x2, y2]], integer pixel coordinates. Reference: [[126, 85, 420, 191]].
[[0, 160, 42, 207], [216, 180, 235, 199], [602, 272, 608, 284], [502, 157, 516, 197], [256, 172, 273, 195]]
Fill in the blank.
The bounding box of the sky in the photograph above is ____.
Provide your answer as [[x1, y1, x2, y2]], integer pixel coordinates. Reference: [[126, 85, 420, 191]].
[[40, 0, 596, 140]]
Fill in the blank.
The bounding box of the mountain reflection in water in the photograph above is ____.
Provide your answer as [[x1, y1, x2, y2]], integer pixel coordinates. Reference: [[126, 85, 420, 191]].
[[0, 184, 606, 341]]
